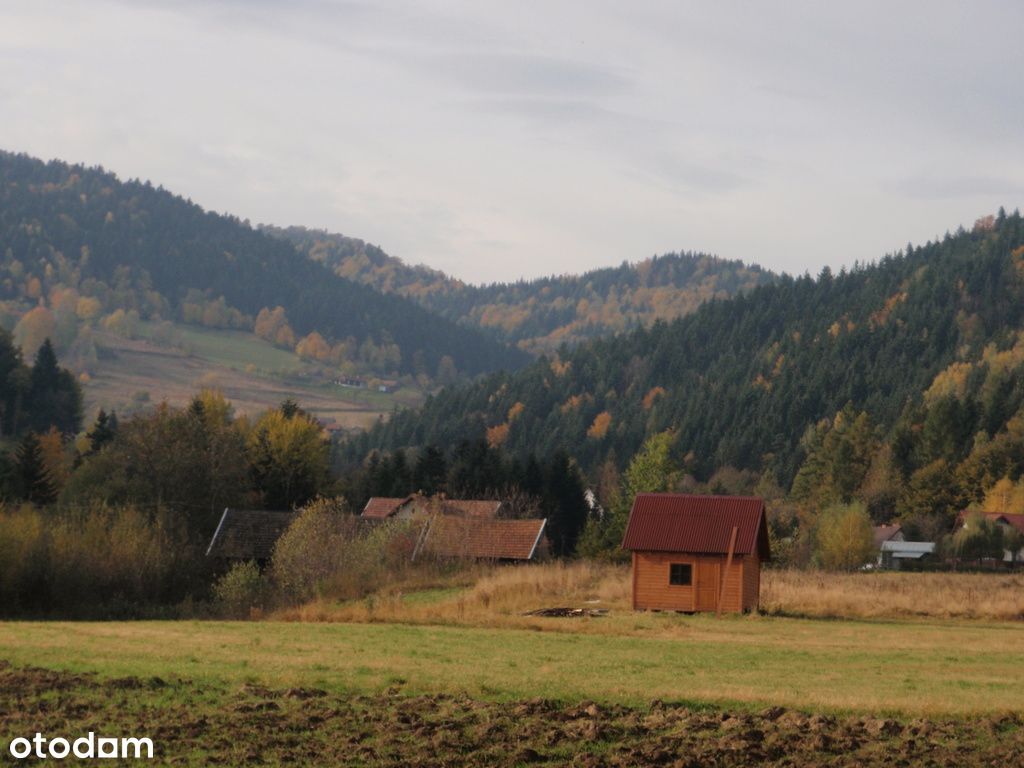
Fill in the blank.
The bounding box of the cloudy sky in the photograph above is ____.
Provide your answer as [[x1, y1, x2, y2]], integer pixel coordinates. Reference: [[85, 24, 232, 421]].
[[2, 1, 1022, 283]]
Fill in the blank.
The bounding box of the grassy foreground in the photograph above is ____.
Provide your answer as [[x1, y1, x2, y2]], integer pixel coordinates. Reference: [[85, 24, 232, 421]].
[[1, 613, 1023, 716]]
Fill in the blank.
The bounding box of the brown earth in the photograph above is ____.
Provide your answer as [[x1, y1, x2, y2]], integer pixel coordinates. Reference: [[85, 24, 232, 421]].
[[0, 660, 1021, 766]]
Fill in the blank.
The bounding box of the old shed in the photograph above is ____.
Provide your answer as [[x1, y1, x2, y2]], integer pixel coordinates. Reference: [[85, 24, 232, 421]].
[[206, 508, 296, 565], [621, 494, 770, 613]]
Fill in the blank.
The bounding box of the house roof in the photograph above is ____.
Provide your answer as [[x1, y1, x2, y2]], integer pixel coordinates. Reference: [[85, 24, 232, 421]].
[[956, 510, 1024, 535], [419, 516, 546, 561], [873, 524, 902, 548], [206, 509, 296, 560], [361, 496, 412, 519], [880, 540, 935, 557], [621, 494, 770, 560]]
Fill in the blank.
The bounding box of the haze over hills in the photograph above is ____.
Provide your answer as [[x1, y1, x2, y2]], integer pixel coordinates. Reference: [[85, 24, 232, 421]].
[[343, 211, 1024, 529], [268, 225, 776, 354]]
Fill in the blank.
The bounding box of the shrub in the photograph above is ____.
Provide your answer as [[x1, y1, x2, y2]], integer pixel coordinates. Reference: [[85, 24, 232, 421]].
[[271, 497, 421, 604], [213, 561, 266, 618], [813, 501, 875, 571]]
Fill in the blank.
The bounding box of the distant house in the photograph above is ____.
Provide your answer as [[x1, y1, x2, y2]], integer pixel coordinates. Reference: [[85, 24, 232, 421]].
[[954, 511, 1024, 563], [873, 523, 904, 549], [360, 495, 504, 521], [877, 540, 935, 570], [376, 379, 401, 394], [414, 516, 547, 562], [206, 509, 297, 565], [621, 494, 770, 613]]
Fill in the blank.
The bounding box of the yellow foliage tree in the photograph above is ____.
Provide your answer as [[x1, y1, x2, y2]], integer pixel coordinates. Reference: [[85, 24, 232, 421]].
[[296, 331, 332, 362], [587, 411, 612, 439], [981, 476, 1024, 513], [76, 296, 103, 321], [13, 306, 55, 357], [507, 402, 525, 422], [486, 422, 510, 448], [642, 387, 666, 410]]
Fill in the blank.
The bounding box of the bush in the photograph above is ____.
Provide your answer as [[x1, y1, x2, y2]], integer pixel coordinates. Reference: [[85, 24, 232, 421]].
[[813, 501, 875, 571], [0, 502, 198, 617], [213, 561, 266, 618], [270, 497, 420, 604]]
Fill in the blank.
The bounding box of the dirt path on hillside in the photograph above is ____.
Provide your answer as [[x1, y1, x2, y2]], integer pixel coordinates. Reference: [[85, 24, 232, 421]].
[[0, 660, 1020, 766]]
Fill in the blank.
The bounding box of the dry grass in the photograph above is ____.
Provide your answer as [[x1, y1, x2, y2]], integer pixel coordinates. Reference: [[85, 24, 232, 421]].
[[280, 562, 1024, 629], [279, 561, 631, 630], [761, 568, 1024, 621]]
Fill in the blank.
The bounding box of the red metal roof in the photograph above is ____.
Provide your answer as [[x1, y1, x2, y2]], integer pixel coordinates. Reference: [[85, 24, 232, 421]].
[[621, 494, 770, 560], [421, 516, 546, 561], [361, 497, 410, 519]]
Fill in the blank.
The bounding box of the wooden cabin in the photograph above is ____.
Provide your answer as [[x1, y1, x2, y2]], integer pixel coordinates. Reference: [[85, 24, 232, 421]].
[[621, 494, 770, 613]]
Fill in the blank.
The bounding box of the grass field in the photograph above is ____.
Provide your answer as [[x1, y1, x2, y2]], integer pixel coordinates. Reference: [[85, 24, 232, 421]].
[[4, 567, 1024, 765], [80, 323, 424, 427], [1, 612, 1022, 717]]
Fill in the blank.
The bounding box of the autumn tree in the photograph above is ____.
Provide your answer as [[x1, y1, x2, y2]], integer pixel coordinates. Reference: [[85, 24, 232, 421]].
[[814, 502, 875, 571], [247, 403, 331, 509], [13, 306, 55, 358]]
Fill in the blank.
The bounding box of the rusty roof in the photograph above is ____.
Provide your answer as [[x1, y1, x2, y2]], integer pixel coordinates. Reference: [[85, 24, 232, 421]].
[[206, 509, 297, 560], [420, 516, 546, 561], [361, 496, 412, 519], [621, 494, 770, 560]]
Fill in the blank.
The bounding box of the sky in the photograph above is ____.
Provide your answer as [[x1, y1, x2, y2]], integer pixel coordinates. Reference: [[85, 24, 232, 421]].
[[2, 0, 1022, 284]]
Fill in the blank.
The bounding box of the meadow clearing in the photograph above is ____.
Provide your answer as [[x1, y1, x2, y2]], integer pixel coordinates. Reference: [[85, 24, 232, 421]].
[[2, 567, 1023, 765], [83, 323, 424, 428]]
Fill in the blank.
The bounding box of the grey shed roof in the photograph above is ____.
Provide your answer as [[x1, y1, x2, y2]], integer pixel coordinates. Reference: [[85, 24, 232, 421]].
[[206, 509, 297, 560], [880, 540, 935, 559]]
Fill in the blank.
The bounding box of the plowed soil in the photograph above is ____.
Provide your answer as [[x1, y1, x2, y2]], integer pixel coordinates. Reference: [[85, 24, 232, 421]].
[[1, 660, 1021, 766]]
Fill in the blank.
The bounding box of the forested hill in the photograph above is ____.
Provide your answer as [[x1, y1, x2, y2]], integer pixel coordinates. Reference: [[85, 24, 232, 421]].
[[343, 211, 1024, 519], [0, 151, 527, 377], [267, 225, 775, 354]]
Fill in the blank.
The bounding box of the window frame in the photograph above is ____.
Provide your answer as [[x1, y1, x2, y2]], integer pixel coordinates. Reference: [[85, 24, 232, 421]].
[[668, 562, 692, 586]]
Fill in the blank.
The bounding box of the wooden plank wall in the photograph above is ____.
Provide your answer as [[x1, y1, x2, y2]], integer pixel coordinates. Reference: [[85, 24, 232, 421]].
[[742, 552, 760, 611], [633, 552, 749, 612]]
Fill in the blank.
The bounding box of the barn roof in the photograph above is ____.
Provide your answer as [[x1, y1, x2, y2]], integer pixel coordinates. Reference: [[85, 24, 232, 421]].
[[621, 494, 770, 560], [206, 508, 296, 560], [361, 496, 412, 519], [419, 516, 546, 561]]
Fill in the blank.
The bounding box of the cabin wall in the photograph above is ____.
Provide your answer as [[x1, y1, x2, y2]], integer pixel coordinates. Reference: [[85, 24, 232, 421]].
[[632, 551, 749, 613], [741, 552, 760, 611]]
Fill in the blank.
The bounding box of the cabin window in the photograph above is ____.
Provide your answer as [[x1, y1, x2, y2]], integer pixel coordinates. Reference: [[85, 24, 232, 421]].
[[669, 563, 692, 586]]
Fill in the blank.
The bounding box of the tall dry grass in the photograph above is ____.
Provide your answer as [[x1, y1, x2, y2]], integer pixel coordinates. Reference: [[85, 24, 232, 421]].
[[761, 568, 1024, 621], [279, 560, 631, 627], [281, 561, 1024, 628]]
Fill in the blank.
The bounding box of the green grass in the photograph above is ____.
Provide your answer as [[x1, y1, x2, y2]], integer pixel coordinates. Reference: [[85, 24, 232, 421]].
[[1, 615, 1022, 717], [137, 321, 305, 373]]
